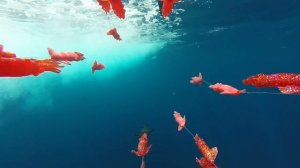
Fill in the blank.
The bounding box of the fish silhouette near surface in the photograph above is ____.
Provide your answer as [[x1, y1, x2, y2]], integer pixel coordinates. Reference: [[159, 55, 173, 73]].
[[92, 60, 105, 74], [160, 0, 180, 17], [47, 48, 85, 65], [107, 28, 122, 41], [97, 0, 126, 19]]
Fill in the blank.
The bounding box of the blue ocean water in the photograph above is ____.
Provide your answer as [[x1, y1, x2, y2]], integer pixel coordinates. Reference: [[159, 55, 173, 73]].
[[0, 0, 300, 168]]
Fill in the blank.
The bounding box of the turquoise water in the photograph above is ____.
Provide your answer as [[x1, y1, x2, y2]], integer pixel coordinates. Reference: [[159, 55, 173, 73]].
[[0, 0, 300, 167]]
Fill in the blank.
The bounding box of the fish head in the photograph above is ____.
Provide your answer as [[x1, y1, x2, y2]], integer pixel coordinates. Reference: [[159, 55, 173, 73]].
[[74, 52, 85, 60], [243, 73, 266, 86], [140, 133, 148, 140], [209, 83, 223, 92], [137, 125, 153, 138], [107, 28, 116, 35]]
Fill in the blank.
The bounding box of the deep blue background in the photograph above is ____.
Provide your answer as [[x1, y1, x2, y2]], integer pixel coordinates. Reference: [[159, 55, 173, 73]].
[[0, 0, 300, 167]]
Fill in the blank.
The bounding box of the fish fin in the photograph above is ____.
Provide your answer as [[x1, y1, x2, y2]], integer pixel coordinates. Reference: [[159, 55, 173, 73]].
[[131, 150, 139, 156], [140, 159, 146, 168], [60, 61, 71, 65], [47, 48, 55, 57], [92, 61, 97, 74], [198, 157, 217, 168], [147, 144, 152, 154], [209, 147, 218, 161], [178, 125, 183, 131], [278, 85, 300, 94], [74, 52, 84, 57], [220, 91, 229, 94]]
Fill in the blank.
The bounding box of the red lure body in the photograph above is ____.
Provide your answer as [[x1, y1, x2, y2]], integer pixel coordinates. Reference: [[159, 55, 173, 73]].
[[0, 58, 62, 77], [243, 73, 300, 88], [97, 0, 125, 19]]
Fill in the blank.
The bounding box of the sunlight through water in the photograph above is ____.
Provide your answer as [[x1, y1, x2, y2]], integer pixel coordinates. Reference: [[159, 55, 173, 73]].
[[0, 0, 185, 112]]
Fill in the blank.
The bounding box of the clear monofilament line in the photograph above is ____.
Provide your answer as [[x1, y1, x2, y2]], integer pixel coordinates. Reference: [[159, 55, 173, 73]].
[[203, 80, 212, 85], [184, 127, 195, 138], [245, 91, 300, 96]]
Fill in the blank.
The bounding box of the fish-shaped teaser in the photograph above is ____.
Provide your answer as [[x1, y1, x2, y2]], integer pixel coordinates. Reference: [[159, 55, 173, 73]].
[[131, 133, 152, 157], [131, 132, 151, 168], [47, 48, 85, 64], [190, 73, 203, 85], [107, 28, 122, 40], [192, 72, 300, 95], [243, 73, 300, 95], [97, 0, 126, 19], [194, 134, 218, 163], [209, 83, 246, 96], [160, 0, 180, 17], [0, 58, 62, 77], [243, 73, 300, 88], [173, 111, 186, 131], [92, 60, 105, 74]]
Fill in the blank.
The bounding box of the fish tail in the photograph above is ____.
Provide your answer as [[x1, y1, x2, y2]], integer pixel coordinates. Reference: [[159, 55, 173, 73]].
[[92, 61, 97, 74]]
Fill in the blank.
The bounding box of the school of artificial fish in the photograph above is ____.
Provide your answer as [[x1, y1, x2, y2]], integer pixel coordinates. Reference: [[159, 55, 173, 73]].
[[1, 1, 299, 168], [0, 0, 181, 77], [190, 73, 300, 95]]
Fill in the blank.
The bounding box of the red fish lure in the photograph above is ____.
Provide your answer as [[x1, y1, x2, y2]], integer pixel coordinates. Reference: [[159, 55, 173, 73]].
[[161, 0, 179, 17], [194, 134, 218, 163], [97, 0, 111, 14], [190, 73, 203, 86], [243, 73, 300, 88], [192, 72, 300, 95], [47, 48, 85, 65], [173, 111, 186, 131], [243, 73, 300, 95], [97, 0, 126, 19], [107, 28, 122, 40], [131, 133, 151, 168], [0, 57, 62, 77], [209, 83, 246, 96], [92, 60, 105, 74], [131, 133, 152, 157]]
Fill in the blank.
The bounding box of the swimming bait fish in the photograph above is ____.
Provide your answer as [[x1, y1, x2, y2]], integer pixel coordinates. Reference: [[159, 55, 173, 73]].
[[107, 28, 122, 41]]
